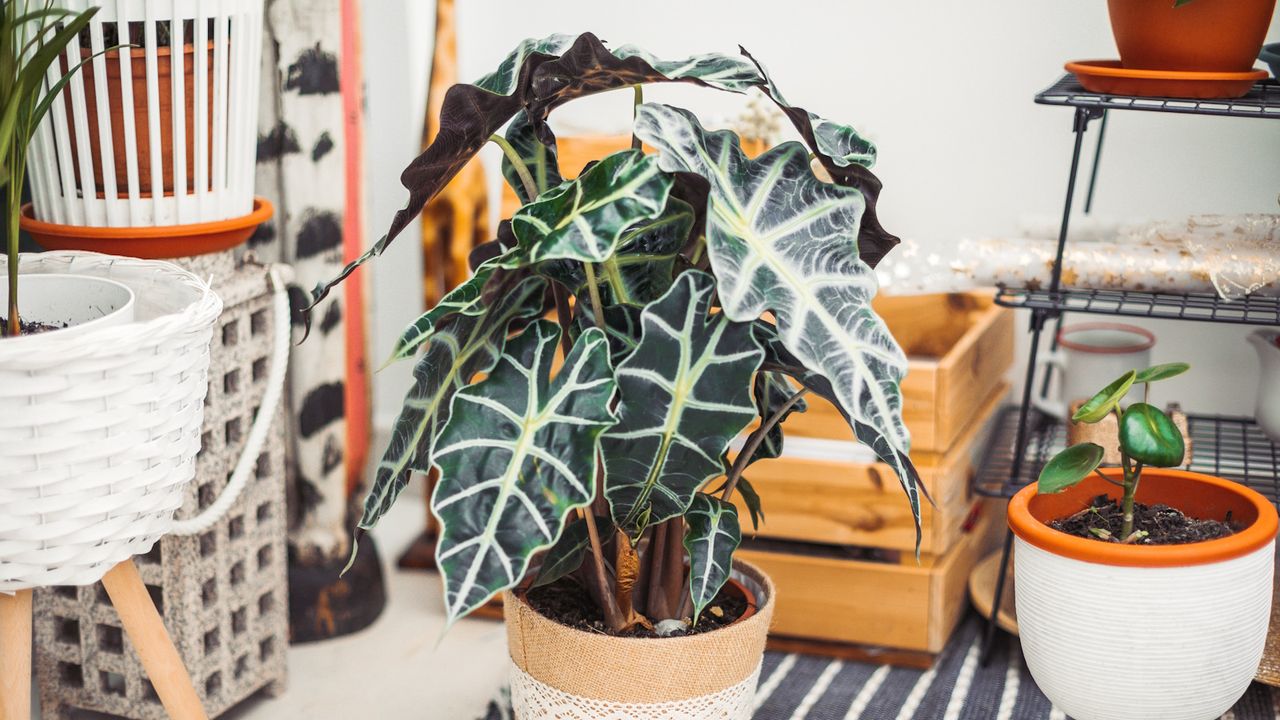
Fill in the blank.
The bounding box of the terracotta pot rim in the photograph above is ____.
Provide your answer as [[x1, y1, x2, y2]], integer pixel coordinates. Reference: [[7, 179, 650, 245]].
[[1065, 59, 1268, 82], [1009, 467, 1278, 567], [512, 558, 771, 646], [20, 198, 271, 239], [1056, 321, 1155, 354]]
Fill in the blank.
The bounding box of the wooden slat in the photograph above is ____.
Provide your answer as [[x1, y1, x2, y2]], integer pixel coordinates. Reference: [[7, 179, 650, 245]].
[[743, 382, 1007, 555], [738, 498, 1004, 653], [0, 590, 32, 720]]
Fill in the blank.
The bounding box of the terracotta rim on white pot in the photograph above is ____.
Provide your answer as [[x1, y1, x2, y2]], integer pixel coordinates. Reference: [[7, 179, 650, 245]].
[[1009, 469, 1277, 720], [504, 559, 775, 719], [0, 273, 135, 339]]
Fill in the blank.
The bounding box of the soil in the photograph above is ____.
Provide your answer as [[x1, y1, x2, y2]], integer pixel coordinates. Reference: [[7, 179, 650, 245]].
[[0, 318, 67, 336], [524, 576, 749, 638], [1050, 494, 1237, 545]]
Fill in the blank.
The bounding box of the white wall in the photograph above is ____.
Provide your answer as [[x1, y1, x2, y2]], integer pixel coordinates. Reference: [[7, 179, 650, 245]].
[[363, 1, 1280, 432]]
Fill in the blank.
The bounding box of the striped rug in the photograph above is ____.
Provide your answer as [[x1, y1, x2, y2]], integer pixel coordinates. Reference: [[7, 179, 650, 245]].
[[475, 614, 1280, 719]]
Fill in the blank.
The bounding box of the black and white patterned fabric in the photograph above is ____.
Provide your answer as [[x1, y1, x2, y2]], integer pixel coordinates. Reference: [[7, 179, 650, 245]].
[[476, 615, 1280, 720]]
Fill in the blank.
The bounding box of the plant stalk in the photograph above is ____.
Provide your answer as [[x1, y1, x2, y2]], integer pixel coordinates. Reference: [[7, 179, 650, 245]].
[[550, 284, 574, 357], [581, 262, 608, 331], [631, 84, 643, 150], [581, 504, 626, 632], [643, 519, 668, 616], [5, 151, 23, 337], [659, 517, 685, 620], [488, 133, 537, 201], [721, 388, 809, 502]]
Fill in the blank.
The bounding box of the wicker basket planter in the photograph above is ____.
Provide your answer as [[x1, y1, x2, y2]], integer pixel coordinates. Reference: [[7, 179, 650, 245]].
[[1010, 470, 1278, 720], [504, 561, 774, 720], [29, 251, 292, 719]]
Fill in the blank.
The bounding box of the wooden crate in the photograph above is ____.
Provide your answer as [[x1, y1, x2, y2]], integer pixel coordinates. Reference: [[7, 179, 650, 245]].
[[738, 497, 1005, 654], [743, 382, 1007, 556], [781, 292, 1013, 454]]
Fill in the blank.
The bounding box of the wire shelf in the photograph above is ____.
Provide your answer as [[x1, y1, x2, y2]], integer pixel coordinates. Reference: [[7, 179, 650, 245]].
[[1036, 74, 1280, 119], [995, 286, 1280, 326], [974, 406, 1280, 508]]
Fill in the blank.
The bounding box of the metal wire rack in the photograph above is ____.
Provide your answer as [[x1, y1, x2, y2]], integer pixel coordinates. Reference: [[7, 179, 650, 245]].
[[995, 287, 1280, 326], [974, 406, 1280, 507], [1035, 74, 1280, 119]]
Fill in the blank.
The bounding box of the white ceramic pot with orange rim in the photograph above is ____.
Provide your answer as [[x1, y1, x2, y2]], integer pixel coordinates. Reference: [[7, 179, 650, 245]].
[[1033, 322, 1155, 419], [1009, 469, 1277, 720]]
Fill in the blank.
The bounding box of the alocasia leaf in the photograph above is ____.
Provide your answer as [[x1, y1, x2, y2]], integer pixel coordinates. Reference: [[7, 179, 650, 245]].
[[308, 33, 898, 311], [384, 267, 494, 365], [635, 103, 920, 529], [683, 493, 742, 622], [602, 270, 763, 537], [574, 303, 645, 366], [358, 276, 548, 533], [506, 150, 672, 265], [746, 371, 808, 466], [501, 111, 564, 204], [432, 321, 618, 622], [531, 515, 611, 588]]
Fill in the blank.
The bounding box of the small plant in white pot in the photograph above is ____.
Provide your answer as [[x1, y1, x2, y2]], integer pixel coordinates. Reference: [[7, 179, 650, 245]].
[[1011, 363, 1278, 720], [314, 33, 922, 719]]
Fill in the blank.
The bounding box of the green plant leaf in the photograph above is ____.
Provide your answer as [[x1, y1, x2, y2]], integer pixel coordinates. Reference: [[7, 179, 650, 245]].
[[384, 268, 495, 365], [1134, 362, 1190, 384], [635, 103, 919, 525], [707, 476, 766, 531], [1120, 403, 1186, 467], [432, 321, 618, 623], [1071, 370, 1137, 424], [574, 302, 644, 365], [501, 111, 563, 204], [602, 270, 763, 537], [1038, 443, 1105, 494], [531, 515, 607, 588], [358, 276, 549, 532], [683, 493, 742, 622], [746, 371, 807, 466]]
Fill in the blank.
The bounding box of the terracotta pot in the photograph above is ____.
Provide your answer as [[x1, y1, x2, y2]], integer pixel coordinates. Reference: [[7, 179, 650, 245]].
[[1107, 0, 1277, 72], [503, 560, 774, 720], [67, 43, 216, 195], [1009, 469, 1277, 720]]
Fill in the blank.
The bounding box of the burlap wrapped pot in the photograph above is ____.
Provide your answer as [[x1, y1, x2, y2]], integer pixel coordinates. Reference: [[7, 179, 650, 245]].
[[504, 559, 775, 720]]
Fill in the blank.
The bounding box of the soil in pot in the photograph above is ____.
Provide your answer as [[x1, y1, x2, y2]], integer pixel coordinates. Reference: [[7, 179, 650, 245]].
[[0, 317, 67, 336], [525, 576, 748, 638], [1050, 493, 1236, 545]]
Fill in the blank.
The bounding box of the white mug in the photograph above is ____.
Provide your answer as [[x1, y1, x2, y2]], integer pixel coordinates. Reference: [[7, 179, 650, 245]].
[[1032, 322, 1155, 419]]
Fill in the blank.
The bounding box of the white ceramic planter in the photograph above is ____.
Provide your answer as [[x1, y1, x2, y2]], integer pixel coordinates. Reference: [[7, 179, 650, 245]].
[[1010, 470, 1278, 720], [504, 560, 774, 720], [1, 273, 135, 337]]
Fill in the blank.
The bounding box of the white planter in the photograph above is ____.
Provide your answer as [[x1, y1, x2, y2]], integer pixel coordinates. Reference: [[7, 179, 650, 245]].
[[0, 251, 222, 592], [504, 560, 774, 720], [28, 0, 264, 228], [1, 273, 135, 336], [1010, 469, 1278, 720]]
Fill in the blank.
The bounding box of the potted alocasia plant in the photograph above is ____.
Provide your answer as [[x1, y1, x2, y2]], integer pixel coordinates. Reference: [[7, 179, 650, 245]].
[[1010, 363, 1278, 720], [314, 33, 922, 719]]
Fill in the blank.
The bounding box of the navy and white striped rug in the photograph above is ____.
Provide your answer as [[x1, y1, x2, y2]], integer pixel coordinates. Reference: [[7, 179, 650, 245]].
[[476, 614, 1280, 719]]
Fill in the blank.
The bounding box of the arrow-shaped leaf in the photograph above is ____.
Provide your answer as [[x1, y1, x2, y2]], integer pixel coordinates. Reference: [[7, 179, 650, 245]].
[[432, 321, 618, 623], [358, 276, 549, 532], [501, 111, 564, 204], [602, 270, 763, 536], [747, 370, 808, 465], [532, 515, 612, 589], [385, 267, 495, 365], [683, 493, 742, 622], [635, 104, 919, 525]]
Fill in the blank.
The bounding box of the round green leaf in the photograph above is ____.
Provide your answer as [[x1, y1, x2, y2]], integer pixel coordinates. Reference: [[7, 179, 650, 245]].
[[1134, 362, 1190, 384], [1120, 403, 1185, 467], [1071, 371, 1137, 424], [1038, 443, 1105, 494]]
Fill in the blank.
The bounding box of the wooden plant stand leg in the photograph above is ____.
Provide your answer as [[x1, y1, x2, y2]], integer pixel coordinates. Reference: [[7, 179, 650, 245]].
[[101, 560, 208, 720], [0, 589, 32, 720]]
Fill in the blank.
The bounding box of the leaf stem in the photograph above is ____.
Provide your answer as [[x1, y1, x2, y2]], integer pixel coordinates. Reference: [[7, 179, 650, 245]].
[[581, 262, 608, 330], [488, 133, 537, 201], [551, 284, 575, 357], [6, 149, 23, 337], [581, 507, 626, 631], [631, 84, 643, 150], [722, 388, 809, 502]]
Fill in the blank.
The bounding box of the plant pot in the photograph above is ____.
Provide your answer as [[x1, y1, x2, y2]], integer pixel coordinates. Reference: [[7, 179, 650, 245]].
[[67, 43, 217, 195], [1, 273, 135, 337], [0, 251, 222, 592], [1107, 0, 1277, 72], [503, 560, 775, 720], [1009, 469, 1278, 720]]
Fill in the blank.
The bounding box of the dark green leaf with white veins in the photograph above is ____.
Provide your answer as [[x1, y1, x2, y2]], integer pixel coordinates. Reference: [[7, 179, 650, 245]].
[[575, 303, 645, 366], [501, 111, 563, 204], [532, 515, 610, 588], [506, 150, 672, 265], [602, 270, 764, 537], [359, 276, 548, 532], [1120, 403, 1185, 467], [384, 267, 495, 365], [432, 321, 618, 623], [635, 103, 917, 521], [683, 493, 742, 622], [747, 371, 808, 466]]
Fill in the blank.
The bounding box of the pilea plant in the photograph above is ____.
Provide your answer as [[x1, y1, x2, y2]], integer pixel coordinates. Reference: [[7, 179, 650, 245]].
[[317, 33, 922, 632], [1037, 362, 1190, 541]]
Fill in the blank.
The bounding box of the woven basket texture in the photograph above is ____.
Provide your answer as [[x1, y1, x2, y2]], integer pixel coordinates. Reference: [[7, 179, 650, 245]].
[[33, 251, 290, 719], [0, 252, 221, 592]]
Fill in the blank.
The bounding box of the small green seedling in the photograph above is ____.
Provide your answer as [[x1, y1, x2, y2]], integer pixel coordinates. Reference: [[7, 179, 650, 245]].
[[1037, 362, 1190, 539]]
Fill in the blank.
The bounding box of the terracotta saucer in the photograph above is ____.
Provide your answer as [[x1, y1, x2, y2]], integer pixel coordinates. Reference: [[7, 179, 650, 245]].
[[1066, 60, 1267, 99], [20, 197, 273, 259]]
